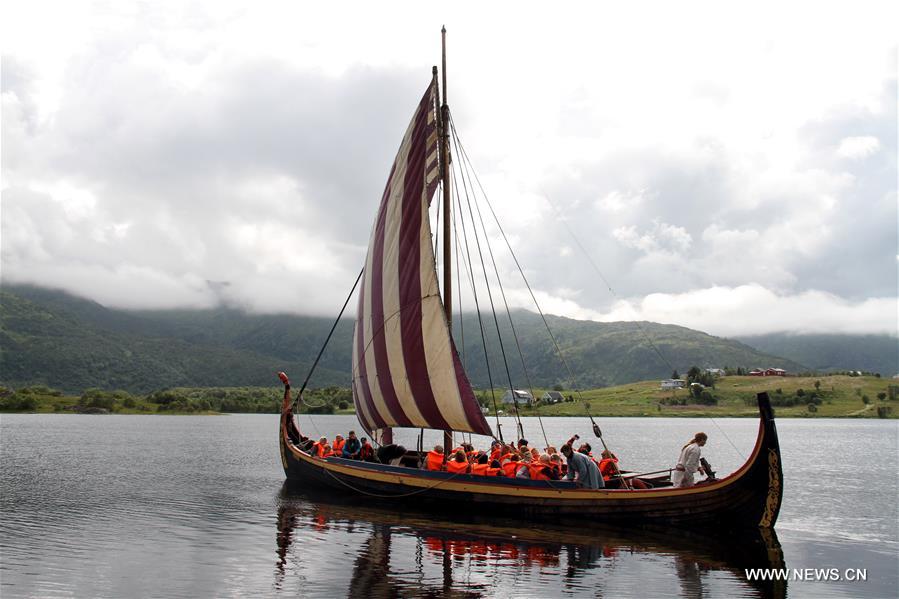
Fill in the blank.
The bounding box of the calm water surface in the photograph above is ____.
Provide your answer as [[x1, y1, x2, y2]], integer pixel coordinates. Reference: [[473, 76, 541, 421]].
[[1, 414, 896, 598]]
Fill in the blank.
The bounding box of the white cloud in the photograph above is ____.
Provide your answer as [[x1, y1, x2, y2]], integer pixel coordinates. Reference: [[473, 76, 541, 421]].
[[837, 135, 881, 159], [1, 0, 896, 337], [613, 221, 693, 255]]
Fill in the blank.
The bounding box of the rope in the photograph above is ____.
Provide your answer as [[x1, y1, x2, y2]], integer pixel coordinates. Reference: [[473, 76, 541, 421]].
[[294, 268, 364, 412], [452, 136, 523, 440], [542, 192, 745, 461], [321, 462, 467, 498], [451, 165, 503, 441], [451, 116, 548, 448]]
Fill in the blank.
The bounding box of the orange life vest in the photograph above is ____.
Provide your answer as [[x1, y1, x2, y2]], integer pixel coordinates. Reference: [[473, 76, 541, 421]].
[[332, 438, 345, 452], [486, 466, 503, 477], [502, 461, 519, 477], [489, 448, 502, 462], [426, 451, 445, 471], [359, 443, 374, 460], [320, 449, 334, 458], [446, 460, 470, 474], [311, 442, 325, 457], [471, 463, 490, 476], [531, 465, 553, 481], [599, 457, 619, 480]]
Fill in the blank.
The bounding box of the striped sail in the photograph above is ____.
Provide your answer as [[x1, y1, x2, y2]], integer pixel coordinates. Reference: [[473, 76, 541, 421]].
[[351, 80, 492, 438]]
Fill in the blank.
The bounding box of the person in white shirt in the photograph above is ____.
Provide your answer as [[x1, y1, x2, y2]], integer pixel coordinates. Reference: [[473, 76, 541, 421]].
[[672, 432, 708, 487]]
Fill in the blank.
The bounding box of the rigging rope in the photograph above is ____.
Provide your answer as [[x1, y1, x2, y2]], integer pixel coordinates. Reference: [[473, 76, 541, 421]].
[[294, 268, 364, 413], [451, 117, 549, 449], [451, 166, 504, 441], [541, 192, 745, 461], [452, 134, 524, 441]]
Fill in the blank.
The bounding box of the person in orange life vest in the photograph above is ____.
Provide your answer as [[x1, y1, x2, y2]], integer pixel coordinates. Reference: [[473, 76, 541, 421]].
[[319, 444, 334, 458], [311, 436, 328, 457], [549, 454, 564, 478], [471, 454, 490, 475], [597, 449, 652, 489], [530, 454, 558, 480], [516, 453, 532, 479], [358, 437, 375, 462], [598, 450, 619, 481], [502, 454, 521, 477], [516, 438, 529, 455], [425, 445, 445, 471], [489, 440, 503, 462], [446, 450, 470, 474], [332, 435, 345, 454], [487, 459, 504, 476]]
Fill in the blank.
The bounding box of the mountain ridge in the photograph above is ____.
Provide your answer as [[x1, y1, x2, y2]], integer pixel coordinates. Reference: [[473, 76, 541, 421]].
[[6, 284, 887, 394]]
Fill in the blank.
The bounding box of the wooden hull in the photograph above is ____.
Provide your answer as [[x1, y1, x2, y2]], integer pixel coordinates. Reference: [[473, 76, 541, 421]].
[[279, 392, 783, 529]]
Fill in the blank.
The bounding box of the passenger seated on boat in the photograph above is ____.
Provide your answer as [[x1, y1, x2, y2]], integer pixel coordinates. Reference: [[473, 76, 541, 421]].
[[358, 437, 375, 462], [341, 431, 361, 459], [311, 437, 328, 457], [561, 444, 604, 489], [501, 454, 521, 477], [598, 450, 618, 480], [597, 450, 651, 489], [489, 440, 502, 462], [332, 435, 345, 454], [471, 454, 490, 475], [550, 454, 564, 478], [516, 453, 532, 479], [530, 455, 558, 481], [425, 445, 445, 471], [488, 459, 504, 476], [446, 450, 470, 474], [517, 438, 529, 453], [318, 444, 335, 458]]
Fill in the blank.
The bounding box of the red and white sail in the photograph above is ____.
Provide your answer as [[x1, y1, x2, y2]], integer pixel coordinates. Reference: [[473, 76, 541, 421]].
[[351, 79, 492, 438]]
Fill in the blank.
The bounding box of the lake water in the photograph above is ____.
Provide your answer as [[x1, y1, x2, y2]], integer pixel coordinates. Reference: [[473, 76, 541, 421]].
[[1, 414, 896, 598]]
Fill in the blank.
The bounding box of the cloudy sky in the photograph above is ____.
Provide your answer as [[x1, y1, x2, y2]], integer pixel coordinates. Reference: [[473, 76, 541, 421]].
[[2, 1, 896, 337]]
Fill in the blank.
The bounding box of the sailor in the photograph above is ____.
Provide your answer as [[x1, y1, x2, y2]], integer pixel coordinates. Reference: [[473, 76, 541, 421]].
[[561, 444, 604, 489], [425, 445, 445, 471], [341, 431, 361, 458], [672, 432, 707, 487]]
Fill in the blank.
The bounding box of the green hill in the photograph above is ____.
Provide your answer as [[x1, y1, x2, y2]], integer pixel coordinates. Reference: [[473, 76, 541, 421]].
[[737, 333, 898, 378], [1, 284, 806, 394]]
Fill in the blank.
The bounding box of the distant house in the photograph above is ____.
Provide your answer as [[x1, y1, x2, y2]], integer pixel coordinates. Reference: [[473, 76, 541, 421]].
[[541, 391, 564, 404], [705, 368, 726, 377], [501, 389, 534, 405], [660, 379, 686, 390], [749, 368, 786, 376]]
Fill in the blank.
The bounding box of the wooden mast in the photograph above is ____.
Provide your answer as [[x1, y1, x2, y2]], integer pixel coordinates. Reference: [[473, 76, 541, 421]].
[[439, 26, 454, 454]]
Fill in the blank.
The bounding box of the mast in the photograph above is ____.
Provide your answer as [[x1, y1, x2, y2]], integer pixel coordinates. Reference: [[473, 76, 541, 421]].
[[439, 26, 454, 453]]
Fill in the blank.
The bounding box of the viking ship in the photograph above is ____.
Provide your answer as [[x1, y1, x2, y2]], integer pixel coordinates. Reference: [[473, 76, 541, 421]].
[[278, 30, 783, 529]]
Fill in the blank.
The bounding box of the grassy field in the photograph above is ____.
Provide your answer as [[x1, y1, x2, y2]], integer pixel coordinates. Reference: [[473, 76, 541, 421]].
[[2, 375, 896, 418], [501, 375, 899, 418]]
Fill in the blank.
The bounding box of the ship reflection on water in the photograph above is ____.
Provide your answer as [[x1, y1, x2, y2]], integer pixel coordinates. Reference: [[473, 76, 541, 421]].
[[276, 483, 786, 598]]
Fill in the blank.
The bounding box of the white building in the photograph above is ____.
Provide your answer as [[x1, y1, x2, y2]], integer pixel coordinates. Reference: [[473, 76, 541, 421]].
[[540, 391, 564, 404], [501, 389, 534, 405], [660, 379, 686, 390]]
